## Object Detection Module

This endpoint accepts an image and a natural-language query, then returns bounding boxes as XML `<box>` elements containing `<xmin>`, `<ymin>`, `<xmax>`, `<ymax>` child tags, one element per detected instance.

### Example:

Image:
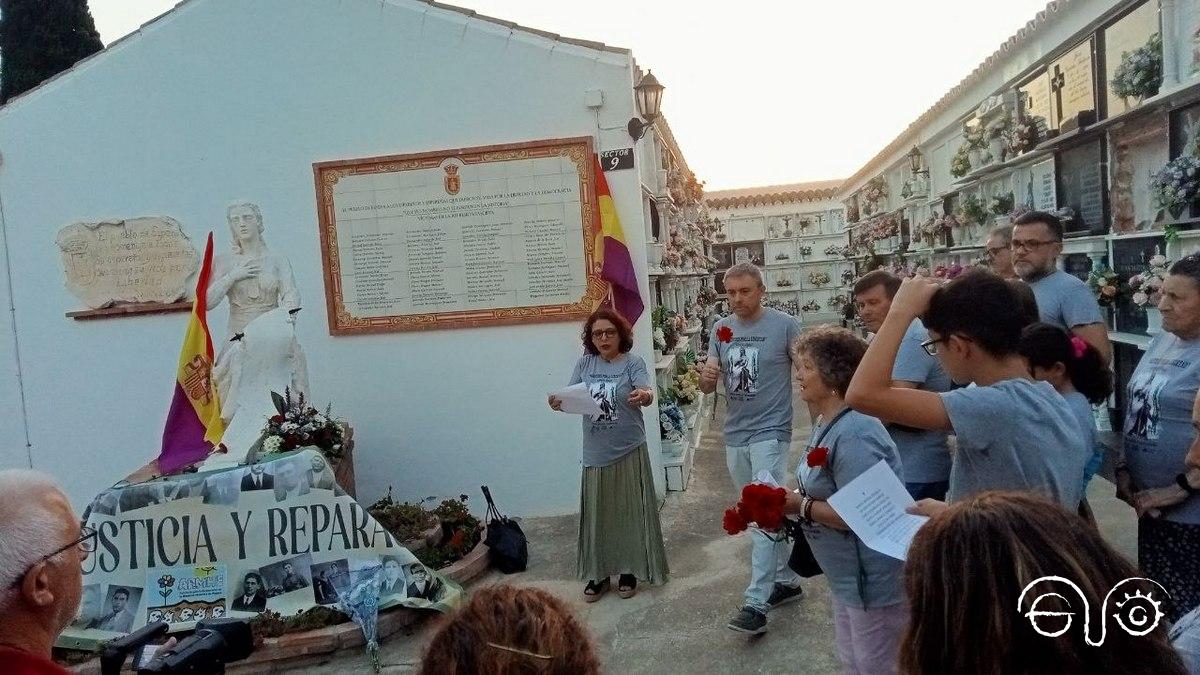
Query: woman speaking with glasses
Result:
<box><xmin>548</xmin><ymin>308</ymin><xmax>668</xmax><ymax>602</ymax></box>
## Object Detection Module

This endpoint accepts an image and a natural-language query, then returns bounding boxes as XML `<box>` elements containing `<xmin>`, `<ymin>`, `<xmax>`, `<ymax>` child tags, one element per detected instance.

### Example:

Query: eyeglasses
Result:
<box><xmin>1010</xmin><ymin>239</ymin><xmax>1060</xmax><ymax>252</ymax></box>
<box><xmin>590</xmin><ymin>329</ymin><xmax>618</xmax><ymax>339</ymax></box>
<box><xmin>7</xmin><ymin>525</ymin><xmax>97</xmax><ymax>589</ymax></box>
<box><xmin>920</xmin><ymin>338</ymin><xmax>946</xmax><ymax>356</ymax></box>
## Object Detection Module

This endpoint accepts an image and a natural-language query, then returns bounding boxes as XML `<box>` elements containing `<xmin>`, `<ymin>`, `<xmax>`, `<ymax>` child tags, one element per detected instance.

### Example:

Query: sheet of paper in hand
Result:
<box><xmin>60</xmin><ymin>448</ymin><xmax>460</xmax><ymax>646</ymax></box>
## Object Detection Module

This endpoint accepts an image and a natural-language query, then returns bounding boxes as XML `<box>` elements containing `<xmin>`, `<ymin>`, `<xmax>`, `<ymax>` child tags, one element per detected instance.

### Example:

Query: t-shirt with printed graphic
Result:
<box><xmin>797</xmin><ymin>410</ymin><xmax>905</xmax><ymax>609</ymax></box>
<box><xmin>569</xmin><ymin>353</ymin><xmax>653</xmax><ymax>468</ymax></box>
<box><xmin>1029</xmin><ymin>269</ymin><xmax>1104</xmax><ymax>329</ymax></box>
<box><xmin>708</xmin><ymin>308</ymin><xmax>802</xmax><ymax>446</ymax></box>
<box><xmin>888</xmin><ymin>318</ymin><xmax>953</xmax><ymax>483</ymax></box>
<box><xmin>940</xmin><ymin>379</ymin><xmax>1089</xmax><ymax>508</ymax></box>
<box><xmin>1124</xmin><ymin>332</ymin><xmax>1200</xmax><ymax>524</ymax></box>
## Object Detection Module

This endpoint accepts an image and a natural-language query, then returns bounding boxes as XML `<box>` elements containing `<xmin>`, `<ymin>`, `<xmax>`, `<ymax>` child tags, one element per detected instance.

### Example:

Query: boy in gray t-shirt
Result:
<box><xmin>891</xmin><ymin>319</ymin><xmax>954</xmax><ymax>499</ymax></box>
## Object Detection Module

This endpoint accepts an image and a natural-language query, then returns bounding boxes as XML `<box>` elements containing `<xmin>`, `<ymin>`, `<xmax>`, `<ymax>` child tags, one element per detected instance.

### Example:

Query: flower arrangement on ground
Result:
<box><xmin>809</xmin><ymin>271</ymin><xmax>831</xmax><ymax>286</ymax></box>
<box><xmin>1086</xmin><ymin>265</ymin><xmax>1122</xmax><ymax>307</ymax></box>
<box><xmin>1111</xmin><ymin>33</ymin><xmax>1163</xmax><ymax>102</ymax></box>
<box><xmin>1151</xmin><ymin>154</ymin><xmax>1200</xmax><ymax>219</ymax></box>
<box><xmin>260</xmin><ymin>389</ymin><xmax>345</xmax><ymax>459</ymax></box>
<box><xmin>801</xmin><ymin>299</ymin><xmax>823</xmax><ymax>313</ymax></box>
<box><xmin>1129</xmin><ymin>255</ymin><xmax>1170</xmax><ymax>308</ymax></box>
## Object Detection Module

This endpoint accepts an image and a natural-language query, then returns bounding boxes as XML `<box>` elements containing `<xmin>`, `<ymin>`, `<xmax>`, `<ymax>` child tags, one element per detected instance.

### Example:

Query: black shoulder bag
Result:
<box><xmin>786</xmin><ymin>407</ymin><xmax>852</xmax><ymax>578</ymax></box>
<box><xmin>481</xmin><ymin>485</ymin><xmax>528</xmax><ymax>574</ymax></box>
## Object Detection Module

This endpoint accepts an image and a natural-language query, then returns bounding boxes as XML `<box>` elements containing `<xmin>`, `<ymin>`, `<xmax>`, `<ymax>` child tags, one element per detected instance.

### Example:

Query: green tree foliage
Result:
<box><xmin>1</xmin><ymin>0</ymin><xmax>104</xmax><ymax>104</ymax></box>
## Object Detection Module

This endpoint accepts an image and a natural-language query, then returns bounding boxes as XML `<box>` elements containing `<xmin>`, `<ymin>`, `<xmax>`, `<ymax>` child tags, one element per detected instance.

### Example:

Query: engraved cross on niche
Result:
<box><xmin>1050</xmin><ymin>65</ymin><xmax>1066</xmax><ymax>127</ymax></box>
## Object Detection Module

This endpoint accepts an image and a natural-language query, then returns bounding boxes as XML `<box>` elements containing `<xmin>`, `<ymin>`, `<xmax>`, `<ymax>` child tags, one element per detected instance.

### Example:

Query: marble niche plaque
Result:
<box><xmin>56</xmin><ymin>217</ymin><xmax>200</xmax><ymax>310</ymax></box>
<box><xmin>314</xmin><ymin>137</ymin><xmax>605</xmax><ymax>334</ymax></box>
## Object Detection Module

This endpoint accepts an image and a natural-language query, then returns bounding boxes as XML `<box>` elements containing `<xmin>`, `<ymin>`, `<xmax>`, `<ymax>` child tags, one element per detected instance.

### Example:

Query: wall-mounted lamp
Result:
<box><xmin>907</xmin><ymin>146</ymin><xmax>927</xmax><ymax>175</ymax></box>
<box><xmin>627</xmin><ymin>70</ymin><xmax>665</xmax><ymax>141</ymax></box>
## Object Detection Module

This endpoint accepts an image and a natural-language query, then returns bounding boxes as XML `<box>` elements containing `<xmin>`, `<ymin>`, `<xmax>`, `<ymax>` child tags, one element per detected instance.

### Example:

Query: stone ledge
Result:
<box><xmin>66</xmin><ymin>301</ymin><xmax>192</xmax><ymax>320</ymax></box>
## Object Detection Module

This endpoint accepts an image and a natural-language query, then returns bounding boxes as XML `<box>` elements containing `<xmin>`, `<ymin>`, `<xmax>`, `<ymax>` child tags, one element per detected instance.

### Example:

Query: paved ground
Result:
<box><xmin>306</xmin><ymin>388</ymin><xmax>1138</xmax><ymax>674</ymax></box>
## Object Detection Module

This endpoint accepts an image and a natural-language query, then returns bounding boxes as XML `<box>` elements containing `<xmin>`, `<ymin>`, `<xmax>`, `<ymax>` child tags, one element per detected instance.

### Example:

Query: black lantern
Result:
<box><xmin>628</xmin><ymin>70</ymin><xmax>665</xmax><ymax>141</ymax></box>
<box><xmin>907</xmin><ymin>146</ymin><xmax>924</xmax><ymax>174</ymax></box>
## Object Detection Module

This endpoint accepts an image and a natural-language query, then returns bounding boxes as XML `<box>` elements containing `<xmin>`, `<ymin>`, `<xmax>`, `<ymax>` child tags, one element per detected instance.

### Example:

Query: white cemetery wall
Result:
<box><xmin>0</xmin><ymin>0</ymin><xmax>659</xmax><ymax>515</ymax></box>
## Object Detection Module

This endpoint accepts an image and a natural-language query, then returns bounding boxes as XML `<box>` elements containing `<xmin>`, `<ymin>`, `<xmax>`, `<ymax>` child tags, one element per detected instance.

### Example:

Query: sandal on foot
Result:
<box><xmin>617</xmin><ymin>574</ymin><xmax>638</xmax><ymax>599</ymax></box>
<box><xmin>583</xmin><ymin>578</ymin><xmax>610</xmax><ymax>602</ymax></box>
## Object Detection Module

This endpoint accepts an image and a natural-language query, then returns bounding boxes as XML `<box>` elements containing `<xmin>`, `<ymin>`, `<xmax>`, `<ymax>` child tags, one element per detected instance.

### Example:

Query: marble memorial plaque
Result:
<box><xmin>56</xmin><ymin>217</ymin><xmax>199</xmax><ymax>309</ymax></box>
<box><xmin>314</xmin><ymin>137</ymin><xmax>603</xmax><ymax>334</ymax></box>
<box><xmin>1050</xmin><ymin>40</ymin><xmax>1096</xmax><ymax>130</ymax></box>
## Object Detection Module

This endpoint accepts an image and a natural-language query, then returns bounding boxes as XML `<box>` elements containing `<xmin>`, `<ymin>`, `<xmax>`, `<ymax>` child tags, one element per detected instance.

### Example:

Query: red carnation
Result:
<box><xmin>723</xmin><ymin>507</ymin><xmax>748</xmax><ymax>535</ymax></box>
<box><xmin>270</xmin><ymin>414</ymin><xmax>285</xmax><ymax>424</ymax></box>
<box><xmin>807</xmin><ymin>446</ymin><xmax>830</xmax><ymax>468</ymax></box>
<box><xmin>716</xmin><ymin>325</ymin><xmax>734</xmax><ymax>343</ymax></box>
<box><xmin>739</xmin><ymin>483</ymin><xmax>788</xmax><ymax>531</ymax></box>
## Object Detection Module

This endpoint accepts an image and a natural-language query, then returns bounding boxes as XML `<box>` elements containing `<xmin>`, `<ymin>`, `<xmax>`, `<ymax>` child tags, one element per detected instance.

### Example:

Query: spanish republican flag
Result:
<box><xmin>157</xmin><ymin>232</ymin><xmax>224</xmax><ymax>474</ymax></box>
<box><xmin>593</xmin><ymin>155</ymin><xmax>644</xmax><ymax>325</ymax></box>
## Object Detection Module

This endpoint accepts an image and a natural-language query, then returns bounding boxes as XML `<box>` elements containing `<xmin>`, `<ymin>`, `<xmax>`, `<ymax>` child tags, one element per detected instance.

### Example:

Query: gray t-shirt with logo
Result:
<box><xmin>569</xmin><ymin>353</ymin><xmax>652</xmax><ymax>468</ymax></box>
<box><xmin>1124</xmin><ymin>332</ymin><xmax>1200</xmax><ymax>524</ymax></box>
<box><xmin>941</xmin><ymin>379</ymin><xmax>1088</xmax><ymax>508</ymax></box>
<box><xmin>1029</xmin><ymin>269</ymin><xmax>1104</xmax><ymax>329</ymax></box>
<box><xmin>889</xmin><ymin>319</ymin><xmax>953</xmax><ymax>483</ymax></box>
<box><xmin>797</xmin><ymin>410</ymin><xmax>905</xmax><ymax>609</ymax></box>
<box><xmin>708</xmin><ymin>308</ymin><xmax>802</xmax><ymax>446</ymax></box>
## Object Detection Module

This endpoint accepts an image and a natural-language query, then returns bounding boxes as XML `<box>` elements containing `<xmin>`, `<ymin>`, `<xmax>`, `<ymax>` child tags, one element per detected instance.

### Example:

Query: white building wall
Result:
<box><xmin>0</xmin><ymin>0</ymin><xmax>658</xmax><ymax>515</ymax></box>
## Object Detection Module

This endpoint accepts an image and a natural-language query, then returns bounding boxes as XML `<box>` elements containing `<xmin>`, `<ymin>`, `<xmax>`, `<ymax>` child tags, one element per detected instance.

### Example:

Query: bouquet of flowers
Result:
<box><xmin>862</xmin><ymin>177</ymin><xmax>889</xmax><ymax>215</ymax></box>
<box><xmin>652</xmin><ymin>305</ymin><xmax>680</xmax><ymax>352</ymax></box>
<box><xmin>950</xmin><ymin>144</ymin><xmax>972</xmax><ymax>178</ymax></box>
<box><xmin>809</xmin><ymin>271</ymin><xmax>831</xmax><ymax>286</ymax></box>
<box><xmin>1008</xmin><ymin>116</ymin><xmax>1039</xmax><ymax>155</ymax></box>
<box><xmin>1086</xmin><ymin>265</ymin><xmax>1121</xmax><ymax>307</ymax></box>
<box><xmin>828</xmin><ymin>294</ymin><xmax>849</xmax><ymax>308</ymax></box>
<box><xmin>775</xmin><ymin>252</ymin><xmax>791</xmax><ymax>261</ymax></box>
<box><xmin>1151</xmin><ymin>155</ymin><xmax>1200</xmax><ymax>219</ymax></box>
<box><xmin>659</xmin><ymin>400</ymin><xmax>686</xmax><ymax>441</ymax></box>
<box><xmin>261</xmin><ymin>388</ymin><xmax>346</xmax><ymax>459</ymax></box>
<box><xmin>1129</xmin><ymin>255</ymin><xmax>1170</xmax><ymax>307</ymax></box>
<box><xmin>841</xmin><ymin>268</ymin><xmax>856</xmax><ymax>285</ymax></box>
<box><xmin>723</xmin><ymin>477</ymin><xmax>788</xmax><ymax>536</ymax></box>
<box><xmin>825</xmin><ymin>244</ymin><xmax>846</xmax><ymax>256</ymax></box>
<box><xmin>1111</xmin><ymin>33</ymin><xmax>1163</xmax><ymax>102</ymax></box>
<box><xmin>990</xmin><ymin>192</ymin><xmax>1015</xmax><ymax>217</ymax></box>
<box><xmin>801</xmin><ymin>299</ymin><xmax>823</xmax><ymax>313</ymax></box>
<box><xmin>776</xmin><ymin>277</ymin><xmax>794</xmax><ymax>287</ymax></box>
<box><xmin>958</xmin><ymin>194</ymin><xmax>988</xmax><ymax>226</ymax></box>
<box><xmin>673</xmin><ymin>367</ymin><xmax>701</xmax><ymax>406</ymax></box>
<box><xmin>798</xmin><ymin>245</ymin><xmax>813</xmax><ymax>257</ymax></box>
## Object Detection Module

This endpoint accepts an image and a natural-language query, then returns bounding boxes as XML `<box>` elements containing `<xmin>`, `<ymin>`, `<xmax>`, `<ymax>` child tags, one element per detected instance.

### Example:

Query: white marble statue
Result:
<box><xmin>207</xmin><ymin>201</ymin><xmax>310</xmax><ymax>461</ymax></box>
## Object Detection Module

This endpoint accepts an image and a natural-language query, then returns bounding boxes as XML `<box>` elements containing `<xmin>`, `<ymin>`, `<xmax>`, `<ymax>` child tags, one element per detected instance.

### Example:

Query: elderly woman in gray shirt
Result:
<box><xmin>549</xmin><ymin>308</ymin><xmax>668</xmax><ymax>601</ymax></box>
<box><xmin>787</xmin><ymin>326</ymin><xmax>906</xmax><ymax>674</ymax></box>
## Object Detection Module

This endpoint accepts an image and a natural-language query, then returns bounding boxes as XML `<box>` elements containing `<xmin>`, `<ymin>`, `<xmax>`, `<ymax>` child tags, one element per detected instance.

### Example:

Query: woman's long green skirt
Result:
<box><xmin>576</xmin><ymin>443</ymin><xmax>669</xmax><ymax>584</ymax></box>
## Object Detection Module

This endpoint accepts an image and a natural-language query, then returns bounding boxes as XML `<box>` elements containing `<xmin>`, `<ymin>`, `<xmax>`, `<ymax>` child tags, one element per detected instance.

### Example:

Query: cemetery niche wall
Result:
<box><xmin>315</xmin><ymin>137</ymin><xmax>604</xmax><ymax>334</ymax></box>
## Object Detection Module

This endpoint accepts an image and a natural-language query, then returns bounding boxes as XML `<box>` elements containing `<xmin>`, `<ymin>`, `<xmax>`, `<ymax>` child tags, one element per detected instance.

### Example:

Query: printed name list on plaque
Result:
<box><xmin>314</xmin><ymin>137</ymin><xmax>604</xmax><ymax>334</ymax></box>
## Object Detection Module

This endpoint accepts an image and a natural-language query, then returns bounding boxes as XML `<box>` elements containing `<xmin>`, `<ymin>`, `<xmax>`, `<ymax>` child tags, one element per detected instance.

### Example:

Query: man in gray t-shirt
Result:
<box><xmin>700</xmin><ymin>263</ymin><xmax>803</xmax><ymax>634</ymax></box>
<box><xmin>1012</xmin><ymin>211</ymin><xmax>1111</xmax><ymax>362</ymax></box>
<box><xmin>854</xmin><ymin>270</ymin><xmax>953</xmax><ymax>500</ymax></box>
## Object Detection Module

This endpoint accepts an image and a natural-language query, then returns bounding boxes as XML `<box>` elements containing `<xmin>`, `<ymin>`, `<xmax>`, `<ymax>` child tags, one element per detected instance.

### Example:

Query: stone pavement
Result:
<box><xmin>303</xmin><ymin>388</ymin><xmax>1138</xmax><ymax>674</ymax></box>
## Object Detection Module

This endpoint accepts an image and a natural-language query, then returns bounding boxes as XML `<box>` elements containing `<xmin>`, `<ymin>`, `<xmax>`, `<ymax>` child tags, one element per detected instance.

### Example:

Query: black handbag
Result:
<box><xmin>481</xmin><ymin>485</ymin><xmax>528</xmax><ymax>574</ymax></box>
<box><xmin>787</xmin><ymin>408</ymin><xmax>853</xmax><ymax>578</ymax></box>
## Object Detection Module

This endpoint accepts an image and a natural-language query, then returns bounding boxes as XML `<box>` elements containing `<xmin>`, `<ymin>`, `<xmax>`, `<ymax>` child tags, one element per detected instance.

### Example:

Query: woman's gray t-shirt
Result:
<box><xmin>569</xmin><ymin>353</ymin><xmax>652</xmax><ymax>468</ymax></box>
<box><xmin>1124</xmin><ymin>332</ymin><xmax>1200</xmax><ymax>524</ymax></box>
<box><xmin>940</xmin><ymin>379</ymin><xmax>1088</xmax><ymax>508</ymax></box>
<box><xmin>797</xmin><ymin>409</ymin><xmax>905</xmax><ymax>609</ymax></box>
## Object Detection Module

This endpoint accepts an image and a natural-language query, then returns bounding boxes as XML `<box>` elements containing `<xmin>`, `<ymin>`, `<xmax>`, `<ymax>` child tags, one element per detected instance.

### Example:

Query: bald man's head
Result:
<box><xmin>0</xmin><ymin>470</ymin><xmax>84</xmax><ymax>652</ymax></box>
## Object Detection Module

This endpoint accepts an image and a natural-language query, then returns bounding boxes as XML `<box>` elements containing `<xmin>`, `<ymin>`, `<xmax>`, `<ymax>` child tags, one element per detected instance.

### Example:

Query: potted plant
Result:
<box><xmin>1151</xmin><ymin>154</ymin><xmax>1200</xmax><ymax>219</ymax></box>
<box><xmin>1111</xmin><ymin>33</ymin><xmax>1163</xmax><ymax>105</ymax></box>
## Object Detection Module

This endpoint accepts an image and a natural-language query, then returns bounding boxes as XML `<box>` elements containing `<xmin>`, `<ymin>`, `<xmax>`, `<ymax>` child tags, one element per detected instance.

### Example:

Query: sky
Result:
<box><xmin>88</xmin><ymin>0</ymin><xmax>1056</xmax><ymax>190</ymax></box>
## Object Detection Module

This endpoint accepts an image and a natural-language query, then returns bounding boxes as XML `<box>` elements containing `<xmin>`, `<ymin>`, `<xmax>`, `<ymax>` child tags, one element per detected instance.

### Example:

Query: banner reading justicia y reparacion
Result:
<box><xmin>59</xmin><ymin>448</ymin><xmax>460</xmax><ymax>642</ymax></box>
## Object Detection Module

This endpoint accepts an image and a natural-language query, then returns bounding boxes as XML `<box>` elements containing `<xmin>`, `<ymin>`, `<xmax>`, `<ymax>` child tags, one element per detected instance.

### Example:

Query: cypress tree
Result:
<box><xmin>0</xmin><ymin>0</ymin><xmax>104</xmax><ymax>104</ymax></box>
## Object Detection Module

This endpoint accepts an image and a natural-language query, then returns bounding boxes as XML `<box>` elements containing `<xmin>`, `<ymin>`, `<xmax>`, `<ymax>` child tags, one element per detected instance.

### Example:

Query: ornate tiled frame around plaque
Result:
<box><xmin>313</xmin><ymin>137</ymin><xmax>606</xmax><ymax>335</ymax></box>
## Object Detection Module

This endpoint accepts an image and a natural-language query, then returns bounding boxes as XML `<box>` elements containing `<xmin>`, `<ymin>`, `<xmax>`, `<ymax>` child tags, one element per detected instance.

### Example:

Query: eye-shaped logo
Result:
<box><xmin>1018</xmin><ymin>576</ymin><xmax>1168</xmax><ymax>646</ymax></box>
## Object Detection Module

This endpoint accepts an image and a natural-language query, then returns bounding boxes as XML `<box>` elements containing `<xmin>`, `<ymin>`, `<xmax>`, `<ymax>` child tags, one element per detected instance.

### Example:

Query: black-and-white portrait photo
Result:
<box><xmin>230</xmin><ymin>572</ymin><xmax>267</xmax><ymax>612</ymax></box>
<box><xmin>240</xmin><ymin>463</ymin><xmax>274</xmax><ymax>492</ymax></box>
<box><xmin>311</xmin><ymin>559</ymin><xmax>349</xmax><ymax>606</ymax></box>
<box><xmin>86</xmin><ymin>585</ymin><xmax>142</xmax><ymax>633</ymax></box>
<box><xmin>272</xmin><ymin>458</ymin><xmax>311</xmax><ymax>502</ymax></box>
<box><xmin>260</xmin><ymin>553</ymin><xmax>314</xmax><ymax>596</ymax></box>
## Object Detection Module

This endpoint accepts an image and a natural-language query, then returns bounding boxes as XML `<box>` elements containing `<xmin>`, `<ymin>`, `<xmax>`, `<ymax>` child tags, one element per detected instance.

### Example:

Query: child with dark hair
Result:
<box><xmin>1019</xmin><ymin>322</ymin><xmax>1113</xmax><ymax>492</ymax></box>
<box><xmin>846</xmin><ymin>270</ymin><xmax>1089</xmax><ymax>517</ymax></box>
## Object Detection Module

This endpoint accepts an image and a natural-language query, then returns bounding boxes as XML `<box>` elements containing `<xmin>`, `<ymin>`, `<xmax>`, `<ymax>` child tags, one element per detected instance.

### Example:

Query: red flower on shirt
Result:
<box><xmin>716</xmin><ymin>326</ymin><xmax>734</xmax><ymax>343</ymax></box>
<box><xmin>807</xmin><ymin>446</ymin><xmax>830</xmax><ymax>468</ymax></box>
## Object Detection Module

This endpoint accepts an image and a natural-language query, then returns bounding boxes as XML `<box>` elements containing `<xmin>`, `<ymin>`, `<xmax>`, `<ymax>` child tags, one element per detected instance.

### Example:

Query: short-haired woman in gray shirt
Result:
<box><xmin>549</xmin><ymin>308</ymin><xmax>668</xmax><ymax>601</ymax></box>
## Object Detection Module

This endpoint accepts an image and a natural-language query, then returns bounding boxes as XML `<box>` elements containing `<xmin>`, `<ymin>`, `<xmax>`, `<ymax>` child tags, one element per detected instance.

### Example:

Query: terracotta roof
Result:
<box><xmin>0</xmin><ymin>0</ymin><xmax>629</xmax><ymax>113</ymax></box>
<box><xmin>839</xmin><ymin>0</ymin><xmax>1076</xmax><ymax>194</ymax></box>
<box><xmin>705</xmin><ymin>180</ymin><xmax>844</xmax><ymax>209</ymax></box>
